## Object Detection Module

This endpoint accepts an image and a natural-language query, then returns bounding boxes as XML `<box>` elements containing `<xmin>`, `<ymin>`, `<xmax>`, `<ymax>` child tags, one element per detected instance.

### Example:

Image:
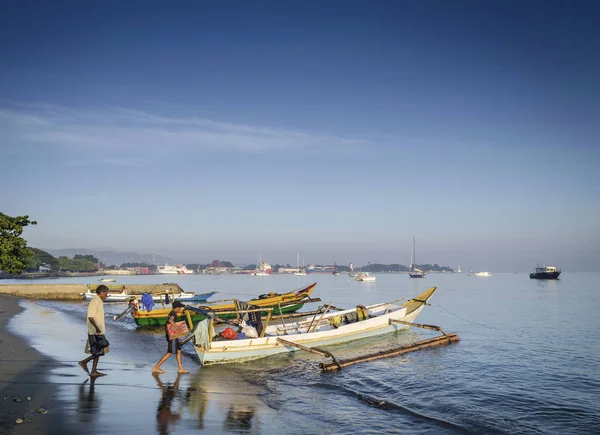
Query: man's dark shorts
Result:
<box><xmin>167</xmin><ymin>338</ymin><xmax>181</xmax><ymax>354</ymax></box>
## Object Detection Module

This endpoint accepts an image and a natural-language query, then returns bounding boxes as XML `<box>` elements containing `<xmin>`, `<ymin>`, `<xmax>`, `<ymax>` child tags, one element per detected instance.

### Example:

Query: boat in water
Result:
<box><xmin>409</xmin><ymin>235</ymin><xmax>426</xmax><ymax>278</ymax></box>
<box><xmin>132</xmin><ymin>282</ymin><xmax>317</xmax><ymax>327</ymax></box>
<box><xmin>83</xmin><ymin>286</ymin><xmax>217</xmax><ymax>303</ymax></box>
<box><xmin>99</xmin><ymin>278</ymin><xmax>116</xmax><ymax>282</ymax></box>
<box><xmin>332</xmin><ymin>260</ymin><xmax>340</xmax><ymax>276</ymax></box>
<box><xmin>157</xmin><ymin>264</ymin><xmax>194</xmax><ymax>274</ymax></box>
<box><xmin>192</xmin><ymin>286</ymin><xmax>437</xmax><ymax>365</ymax></box>
<box><xmin>530</xmin><ymin>265</ymin><xmax>561</xmax><ymax>280</ymax></box>
<box><xmin>251</xmin><ymin>255</ymin><xmax>273</xmax><ymax>276</ymax></box>
<box><xmin>474</xmin><ymin>271</ymin><xmax>492</xmax><ymax>277</ymax></box>
<box><xmin>355</xmin><ymin>272</ymin><xmax>376</xmax><ymax>282</ymax></box>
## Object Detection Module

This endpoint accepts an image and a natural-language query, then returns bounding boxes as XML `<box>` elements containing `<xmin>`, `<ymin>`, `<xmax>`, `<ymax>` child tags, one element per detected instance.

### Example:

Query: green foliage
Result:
<box><xmin>29</xmin><ymin>248</ymin><xmax>60</xmax><ymax>273</ymax></box>
<box><xmin>0</xmin><ymin>212</ymin><xmax>37</xmax><ymax>274</ymax></box>
<box><xmin>74</xmin><ymin>254</ymin><xmax>99</xmax><ymax>264</ymax></box>
<box><xmin>58</xmin><ymin>256</ymin><xmax>98</xmax><ymax>273</ymax></box>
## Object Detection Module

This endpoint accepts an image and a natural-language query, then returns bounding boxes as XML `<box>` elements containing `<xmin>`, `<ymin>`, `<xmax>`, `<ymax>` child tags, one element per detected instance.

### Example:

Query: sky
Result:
<box><xmin>1</xmin><ymin>0</ymin><xmax>599</xmax><ymax>271</ymax></box>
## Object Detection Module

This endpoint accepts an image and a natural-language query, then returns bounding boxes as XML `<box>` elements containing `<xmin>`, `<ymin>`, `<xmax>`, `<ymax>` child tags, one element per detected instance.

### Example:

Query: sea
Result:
<box><xmin>5</xmin><ymin>272</ymin><xmax>600</xmax><ymax>434</ymax></box>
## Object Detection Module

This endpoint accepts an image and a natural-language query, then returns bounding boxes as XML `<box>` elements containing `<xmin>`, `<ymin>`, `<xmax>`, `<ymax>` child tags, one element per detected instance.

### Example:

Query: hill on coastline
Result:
<box><xmin>42</xmin><ymin>248</ymin><xmax>176</xmax><ymax>268</ymax></box>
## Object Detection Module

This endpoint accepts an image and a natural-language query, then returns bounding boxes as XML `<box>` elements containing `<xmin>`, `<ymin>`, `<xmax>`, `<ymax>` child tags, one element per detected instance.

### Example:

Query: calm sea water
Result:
<box><xmin>6</xmin><ymin>273</ymin><xmax>600</xmax><ymax>434</ymax></box>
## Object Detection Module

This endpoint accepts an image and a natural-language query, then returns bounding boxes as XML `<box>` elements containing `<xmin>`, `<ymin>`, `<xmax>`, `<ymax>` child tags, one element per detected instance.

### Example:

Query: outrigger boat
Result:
<box><xmin>132</xmin><ymin>282</ymin><xmax>317</xmax><ymax>327</ymax></box>
<box><xmin>192</xmin><ymin>286</ymin><xmax>438</xmax><ymax>366</ymax></box>
<box><xmin>83</xmin><ymin>284</ymin><xmax>217</xmax><ymax>303</ymax></box>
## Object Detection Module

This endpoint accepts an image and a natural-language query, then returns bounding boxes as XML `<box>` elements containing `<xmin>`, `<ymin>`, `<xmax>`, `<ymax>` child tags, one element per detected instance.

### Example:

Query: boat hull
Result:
<box><xmin>133</xmin><ymin>302</ymin><xmax>306</xmax><ymax>327</ymax></box>
<box><xmin>196</xmin><ymin>287</ymin><xmax>436</xmax><ymax>365</ymax></box>
<box><xmin>84</xmin><ymin>291</ymin><xmax>216</xmax><ymax>303</ymax></box>
<box><xmin>530</xmin><ymin>271</ymin><xmax>561</xmax><ymax>279</ymax></box>
<box><xmin>408</xmin><ymin>273</ymin><xmax>425</xmax><ymax>278</ymax></box>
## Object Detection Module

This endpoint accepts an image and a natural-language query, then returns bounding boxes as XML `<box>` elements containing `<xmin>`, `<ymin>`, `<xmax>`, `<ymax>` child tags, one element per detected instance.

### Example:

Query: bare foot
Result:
<box><xmin>90</xmin><ymin>371</ymin><xmax>106</xmax><ymax>377</ymax></box>
<box><xmin>178</xmin><ymin>369</ymin><xmax>190</xmax><ymax>374</ymax></box>
<box><xmin>78</xmin><ymin>361</ymin><xmax>89</xmax><ymax>374</ymax></box>
<box><xmin>152</xmin><ymin>368</ymin><xmax>165</xmax><ymax>374</ymax></box>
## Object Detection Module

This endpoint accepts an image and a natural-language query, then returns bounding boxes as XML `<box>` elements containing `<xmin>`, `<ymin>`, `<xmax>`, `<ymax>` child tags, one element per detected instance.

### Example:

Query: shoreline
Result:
<box><xmin>0</xmin><ymin>296</ymin><xmax>77</xmax><ymax>435</ymax></box>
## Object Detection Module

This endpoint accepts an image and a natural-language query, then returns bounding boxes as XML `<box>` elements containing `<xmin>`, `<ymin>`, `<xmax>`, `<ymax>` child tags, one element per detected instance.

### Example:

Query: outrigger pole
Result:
<box><xmin>319</xmin><ymin>321</ymin><xmax>459</xmax><ymax>371</ymax></box>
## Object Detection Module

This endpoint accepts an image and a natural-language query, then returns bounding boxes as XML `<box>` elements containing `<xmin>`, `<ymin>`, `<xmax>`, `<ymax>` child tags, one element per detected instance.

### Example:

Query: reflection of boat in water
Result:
<box><xmin>355</xmin><ymin>272</ymin><xmax>376</xmax><ymax>282</ymax></box>
<box><xmin>132</xmin><ymin>282</ymin><xmax>317</xmax><ymax>327</ymax></box>
<box><xmin>530</xmin><ymin>265</ymin><xmax>561</xmax><ymax>280</ymax></box>
<box><xmin>474</xmin><ymin>271</ymin><xmax>492</xmax><ymax>277</ymax></box>
<box><xmin>193</xmin><ymin>287</ymin><xmax>437</xmax><ymax>365</ymax></box>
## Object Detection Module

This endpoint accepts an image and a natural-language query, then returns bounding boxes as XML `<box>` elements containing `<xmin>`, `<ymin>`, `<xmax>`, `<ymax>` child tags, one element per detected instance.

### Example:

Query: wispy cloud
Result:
<box><xmin>0</xmin><ymin>102</ymin><xmax>372</xmax><ymax>164</ymax></box>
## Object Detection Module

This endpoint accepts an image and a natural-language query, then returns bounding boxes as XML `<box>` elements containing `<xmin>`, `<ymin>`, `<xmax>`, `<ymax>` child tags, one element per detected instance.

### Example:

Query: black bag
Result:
<box><xmin>95</xmin><ymin>334</ymin><xmax>110</xmax><ymax>350</ymax></box>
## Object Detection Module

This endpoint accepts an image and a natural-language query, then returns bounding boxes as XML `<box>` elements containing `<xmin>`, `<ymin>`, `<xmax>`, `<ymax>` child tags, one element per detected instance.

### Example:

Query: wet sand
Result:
<box><xmin>0</xmin><ymin>296</ymin><xmax>76</xmax><ymax>435</ymax></box>
<box><xmin>0</xmin><ymin>297</ymin><xmax>286</xmax><ymax>435</ymax></box>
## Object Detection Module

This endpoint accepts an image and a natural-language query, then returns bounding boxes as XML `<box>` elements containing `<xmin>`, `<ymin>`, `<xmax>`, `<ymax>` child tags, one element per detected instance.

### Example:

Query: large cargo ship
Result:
<box><xmin>157</xmin><ymin>264</ymin><xmax>194</xmax><ymax>274</ymax></box>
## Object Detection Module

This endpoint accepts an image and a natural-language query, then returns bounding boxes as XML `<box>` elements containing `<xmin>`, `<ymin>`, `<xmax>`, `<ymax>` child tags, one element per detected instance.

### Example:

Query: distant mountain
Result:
<box><xmin>42</xmin><ymin>248</ymin><xmax>177</xmax><ymax>267</ymax></box>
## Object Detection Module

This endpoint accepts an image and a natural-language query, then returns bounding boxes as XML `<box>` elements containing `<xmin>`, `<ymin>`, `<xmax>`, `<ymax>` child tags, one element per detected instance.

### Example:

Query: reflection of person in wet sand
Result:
<box><xmin>153</xmin><ymin>373</ymin><xmax>182</xmax><ymax>435</ymax></box>
<box><xmin>77</xmin><ymin>376</ymin><xmax>99</xmax><ymax>424</ymax></box>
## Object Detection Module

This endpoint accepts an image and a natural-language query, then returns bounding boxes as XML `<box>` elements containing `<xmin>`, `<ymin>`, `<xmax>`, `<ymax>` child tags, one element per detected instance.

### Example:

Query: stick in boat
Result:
<box><xmin>307</xmin><ymin>302</ymin><xmax>333</xmax><ymax>333</ymax></box>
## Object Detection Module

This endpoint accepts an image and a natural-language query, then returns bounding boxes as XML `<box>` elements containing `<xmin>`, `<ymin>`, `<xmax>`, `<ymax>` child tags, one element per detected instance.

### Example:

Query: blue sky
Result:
<box><xmin>1</xmin><ymin>1</ymin><xmax>599</xmax><ymax>271</ymax></box>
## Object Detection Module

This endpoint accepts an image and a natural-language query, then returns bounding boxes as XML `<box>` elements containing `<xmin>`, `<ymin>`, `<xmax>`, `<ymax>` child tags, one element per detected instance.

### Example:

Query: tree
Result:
<box><xmin>0</xmin><ymin>212</ymin><xmax>37</xmax><ymax>274</ymax></box>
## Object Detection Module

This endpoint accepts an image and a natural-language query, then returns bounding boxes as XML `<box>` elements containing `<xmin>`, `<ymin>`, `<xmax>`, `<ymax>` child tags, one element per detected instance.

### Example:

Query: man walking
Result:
<box><xmin>79</xmin><ymin>285</ymin><xmax>110</xmax><ymax>377</ymax></box>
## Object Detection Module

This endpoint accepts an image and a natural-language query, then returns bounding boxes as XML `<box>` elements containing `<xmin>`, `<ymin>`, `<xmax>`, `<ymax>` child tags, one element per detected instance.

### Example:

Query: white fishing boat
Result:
<box><xmin>193</xmin><ymin>287</ymin><xmax>437</xmax><ymax>365</ymax></box>
<box><xmin>456</xmin><ymin>265</ymin><xmax>462</xmax><ymax>273</ymax></box>
<box><xmin>474</xmin><ymin>271</ymin><xmax>492</xmax><ymax>277</ymax></box>
<box><xmin>99</xmin><ymin>278</ymin><xmax>116</xmax><ymax>282</ymax></box>
<box><xmin>157</xmin><ymin>264</ymin><xmax>194</xmax><ymax>274</ymax></box>
<box><xmin>355</xmin><ymin>272</ymin><xmax>376</xmax><ymax>282</ymax></box>
<box><xmin>83</xmin><ymin>289</ymin><xmax>217</xmax><ymax>302</ymax></box>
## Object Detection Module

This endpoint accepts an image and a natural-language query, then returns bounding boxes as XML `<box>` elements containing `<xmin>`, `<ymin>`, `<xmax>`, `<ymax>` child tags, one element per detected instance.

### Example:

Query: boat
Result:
<box><xmin>332</xmin><ymin>260</ymin><xmax>340</xmax><ymax>276</ymax></box>
<box><xmin>157</xmin><ymin>264</ymin><xmax>194</xmax><ymax>274</ymax></box>
<box><xmin>355</xmin><ymin>272</ymin><xmax>376</xmax><ymax>282</ymax></box>
<box><xmin>83</xmin><ymin>287</ymin><xmax>217</xmax><ymax>303</ymax></box>
<box><xmin>99</xmin><ymin>278</ymin><xmax>116</xmax><ymax>282</ymax></box>
<box><xmin>474</xmin><ymin>271</ymin><xmax>492</xmax><ymax>277</ymax></box>
<box><xmin>294</xmin><ymin>252</ymin><xmax>307</xmax><ymax>276</ymax></box>
<box><xmin>530</xmin><ymin>265</ymin><xmax>561</xmax><ymax>280</ymax></box>
<box><xmin>456</xmin><ymin>265</ymin><xmax>462</xmax><ymax>273</ymax></box>
<box><xmin>251</xmin><ymin>255</ymin><xmax>273</xmax><ymax>276</ymax></box>
<box><xmin>408</xmin><ymin>235</ymin><xmax>426</xmax><ymax>278</ymax></box>
<box><xmin>132</xmin><ymin>282</ymin><xmax>317</xmax><ymax>327</ymax></box>
<box><xmin>193</xmin><ymin>286</ymin><xmax>437</xmax><ymax>365</ymax></box>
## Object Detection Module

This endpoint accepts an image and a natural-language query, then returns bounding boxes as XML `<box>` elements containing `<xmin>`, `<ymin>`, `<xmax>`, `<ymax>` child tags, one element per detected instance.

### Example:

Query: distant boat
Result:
<box><xmin>332</xmin><ymin>260</ymin><xmax>340</xmax><ymax>276</ymax></box>
<box><xmin>294</xmin><ymin>252</ymin><xmax>306</xmax><ymax>275</ymax></box>
<box><xmin>157</xmin><ymin>264</ymin><xmax>194</xmax><ymax>275</ymax></box>
<box><xmin>530</xmin><ymin>265</ymin><xmax>561</xmax><ymax>280</ymax></box>
<box><xmin>252</xmin><ymin>254</ymin><xmax>273</xmax><ymax>276</ymax></box>
<box><xmin>456</xmin><ymin>265</ymin><xmax>462</xmax><ymax>273</ymax></box>
<box><xmin>100</xmin><ymin>278</ymin><xmax>116</xmax><ymax>282</ymax></box>
<box><xmin>474</xmin><ymin>271</ymin><xmax>492</xmax><ymax>277</ymax></box>
<box><xmin>355</xmin><ymin>272</ymin><xmax>376</xmax><ymax>282</ymax></box>
<box><xmin>409</xmin><ymin>235</ymin><xmax>426</xmax><ymax>278</ymax></box>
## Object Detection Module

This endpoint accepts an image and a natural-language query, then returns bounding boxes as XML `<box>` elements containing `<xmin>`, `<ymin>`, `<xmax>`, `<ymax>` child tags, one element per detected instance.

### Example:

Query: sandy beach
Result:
<box><xmin>0</xmin><ymin>296</ymin><xmax>76</xmax><ymax>435</ymax></box>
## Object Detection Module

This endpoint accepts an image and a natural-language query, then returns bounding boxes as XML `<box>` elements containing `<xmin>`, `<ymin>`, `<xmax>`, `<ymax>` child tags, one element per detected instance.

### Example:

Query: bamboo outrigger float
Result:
<box><xmin>193</xmin><ymin>286</ymin><xmax>456</xmax><ymax>366</ymax></box>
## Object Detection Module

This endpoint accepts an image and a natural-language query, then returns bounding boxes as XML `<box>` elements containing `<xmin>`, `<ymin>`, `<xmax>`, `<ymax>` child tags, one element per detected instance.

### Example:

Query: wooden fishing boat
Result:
<box><xmin>83</xmin><ymin>289</ymin><xmax>217</xmax><ymax>303</ymax></box>
<box><xmin>193</xmin><ymin>286</ymin><xmax>437</xmax><ymax>365</ymax></box>
<box><xmin>132</xmin><ymin>282</ymin><xmax>317</xmax><ymax>327</ymax></box>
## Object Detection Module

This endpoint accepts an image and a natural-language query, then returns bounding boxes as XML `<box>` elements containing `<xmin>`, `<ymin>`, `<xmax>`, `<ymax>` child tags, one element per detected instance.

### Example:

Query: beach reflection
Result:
<box><xmin>186</xmin><ymin>366</ymin><xmax>262</xmax><ymax>433</ymax></box>
<box><xmin>77</xmin><ymin>377</ymin><xmax>99</xmax><ymax>423</ymax></box>
<box><xmin>153</xmin><ymin>373</ymin><xmax>183</xmax><ymax>435</ymax></box>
